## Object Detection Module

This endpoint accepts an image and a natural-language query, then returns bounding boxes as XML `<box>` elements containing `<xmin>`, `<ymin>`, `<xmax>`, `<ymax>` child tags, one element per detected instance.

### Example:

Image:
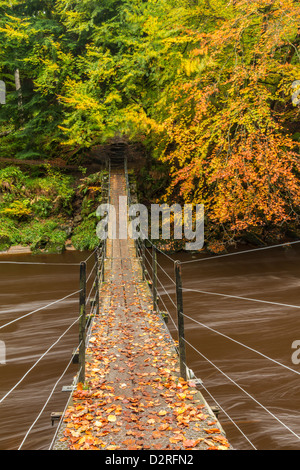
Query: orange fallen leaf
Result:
<box><xmin>122</xmin><ymin>439</ymin><xmax>135</xmax><ymax>446</ymax></box>
<box><xmin>159</xmin><ymin>423</ymin><xmax>170</xmax><ymax>431</ymax></box>
<box><xmin>94</xmin><ymin>421</ymin><xmax>104</xmax><ymax>428</ymax></box>
<box><xmin>147</xmin><ymin>418</ymin><xmax>156</xmax><ymax>425</ymax></box>
<box><xmin>182</xmin><ymin>439</ymin><xmax>198</xmax><ymax>448</ymax></box>
<box><xmin>204</xmin><ymin>428</ymin><xmax>221</xmax><ymax>434</ymax></box>
<box><xmin>169</xmin><ymin>435</ymin><xmax>184</xmax><ymax>444</ymax></box>
<box><xmin>108</xmin><ymin>415</ymin><xmax>116</xmax><ymax>422</ymax></box>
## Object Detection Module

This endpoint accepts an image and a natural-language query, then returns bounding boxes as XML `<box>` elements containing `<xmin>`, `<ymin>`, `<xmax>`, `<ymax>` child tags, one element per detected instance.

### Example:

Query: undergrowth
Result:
<box><xmin>0</xmin><ymin>165</ymin><xmax>107</xmax><ymax>253</ymax></box>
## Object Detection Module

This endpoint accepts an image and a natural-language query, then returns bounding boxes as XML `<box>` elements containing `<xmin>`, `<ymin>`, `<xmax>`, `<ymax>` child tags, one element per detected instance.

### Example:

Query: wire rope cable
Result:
<box><xmin>0</xmin><ymin>315</ymin><xmax>80</xmax><ymax>404</ymax></box>
<box><xmin>180</xmin><ymin>240</ymin><xmax>300</xmax><ymax>265</ymax></box>
<box><xmin>181</xmin><ymin>312</ymin><xmax>300</xmax><ymax>376</ymax></box>
<box><xmin>0</xmin><ymin>289</ymin><xmax>82</xmax><ymax>331</ymax></box>
<box><xmin>182</xmin><ymin>287</ymin><xmax>300</xmax><ymax>310</ymax></box>
<box><xmin>199</xmin><ymin>382</ymin><xmax>257</xmax><ymax>450</ymax></box>
<box><xmin>18</xmin><ymin>350</ymin><xmax>77</xmax><ymax>450</ymax></box>
<box><xmin>183</xmin><ymin>337</ymin><xmax>300</xmax><ymax>442</ymax></box>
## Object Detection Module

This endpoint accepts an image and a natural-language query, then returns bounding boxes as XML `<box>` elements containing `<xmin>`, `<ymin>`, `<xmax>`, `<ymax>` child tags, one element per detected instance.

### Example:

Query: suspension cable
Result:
<box><xmin>86</xmin><ymin>260</ymin><xmax>97</xmax><ymax>284</ymax></box>
<box><xmin>183</xmin><ymin>337</ymin><xmax>300</xmax><ymax>442</ymax></box>
<box><xmin>156</xmin><ymin>275</ymin><xmax>177</xmax><ymax>310</ymax></box>
<box><xmin>49</xmin><ymin>380</ymin><xmax>75</xmax><ymax>450</ymax></box>
<box><xmin>48</xmin><ymin>303</ymin><xmax>98</xmax><ymax>450</ymax></box>
<box><xmin>143</xmin><ymin>252</ymin><xmax>153</xmax><ymax>274</ymax></box>
<box><xmin>86</xmin><ymin>264</ymin><xmax>101</xmax><ymax>309</ymax></box>
<box><xmin>86</xmin><ymin>281</ymin><xmax>95</xmax><ymax>309</ymax></box>
<box><xmin>0</xmin><ymin>290</ymin><xmax>82</xmax><ymax>331</ymax></box>
<box><xmin>0</xmin><ymin>315</ymin><xmax>80</xmax><ymax>404</ymax></box>
<box><xmin>145</xmin><ymin>238</ymin><xmax>177</xmax><ymax>263</ymax></box>
<box><xmin>156</xmin><ymin>258</ymin><xmax>176</xmax><ymax>285</ymax></box>
<box><xmin>18</xmin><ymin>350</ymin><xmax>77</xmax><ymax>450</ymax></box>
<box><xmin>0</xmin><ymin>261</ymin><xmax>80</xmax><ymax>266</ymax></box>
<box><xmin>182</xmin><ymin>287</ymin><xmax>300</xmax><ymax>310</ymax></box>
<box><xmin>83</xmin><ymin>247</ymin><xmax>99</xmax><ymax>264</ymax></box>
<box><xmin>182</xmin><ymin>312</ymin><xmax>300</xmax><ymax>376</ymax></box>
<box><xmin>199</xmin><ymin>382</ymin><xmax>257</xmax><ymax>450</ymax></box>
<box><xmin>180</xmin><ymin>240</ymin><xmax>300</xmax><ymax>265</ymax></box>
<box><xmin>158</xmin><ymin>293</ymin><xmax>178</xmax><ymax>332</ymax></box>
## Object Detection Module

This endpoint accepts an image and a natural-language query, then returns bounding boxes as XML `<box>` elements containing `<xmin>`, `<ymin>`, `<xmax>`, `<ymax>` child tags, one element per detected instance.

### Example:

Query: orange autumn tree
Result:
<box><xmin>156</xmin><ymin>0</ymin><xmax>300</xmax><ymax>246</ymax></box>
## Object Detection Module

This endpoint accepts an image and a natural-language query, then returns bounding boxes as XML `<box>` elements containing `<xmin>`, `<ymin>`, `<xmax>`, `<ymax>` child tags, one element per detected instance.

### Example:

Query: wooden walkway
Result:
<box><xmin>53</xmin><ymin>169</ymin><xmax>231</xmax><ymax>450</ymax></box>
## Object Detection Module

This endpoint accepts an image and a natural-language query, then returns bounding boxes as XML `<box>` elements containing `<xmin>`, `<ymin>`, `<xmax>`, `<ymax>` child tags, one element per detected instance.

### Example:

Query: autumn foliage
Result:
<box><xmin>0</xmin><ymin>0</ymin><xmax>300</xmax><ymax>245</ymax></box>
<box><xmin>155</xmin><ymin>0</ymin><xmax>300</xmax><ymax>244</ymax></box>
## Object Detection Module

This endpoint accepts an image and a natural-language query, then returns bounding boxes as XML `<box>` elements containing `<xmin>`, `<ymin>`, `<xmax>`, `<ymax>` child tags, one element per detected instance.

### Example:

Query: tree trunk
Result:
<box><xmin>14</xmin><ymin>68</ymin><xmax>24</xmax><ymax>126</ymax></box>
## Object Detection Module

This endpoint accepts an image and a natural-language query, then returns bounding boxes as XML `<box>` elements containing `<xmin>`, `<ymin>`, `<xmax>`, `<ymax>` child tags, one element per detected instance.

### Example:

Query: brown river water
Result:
<box><xmin>0</xmin><ymin>245</ymin><xmax>300</xmax><ymax>450</ymax></box>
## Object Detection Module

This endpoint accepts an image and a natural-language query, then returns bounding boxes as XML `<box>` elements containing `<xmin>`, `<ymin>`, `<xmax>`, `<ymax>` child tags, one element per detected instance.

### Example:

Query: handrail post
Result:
<box><xmin>94</xmin><ymin>248</ymin><xmax>99</xmax><ymax>314</ymax></box>
<box><xmin>124</xmin><ymin>156</ymin><xmax>127</xmax><ymax>180</ymax></box>
<box><xmin>175</xmin><ymin>260</ymin><xmax>187</xmax><ymax>380</ymax></box>
<box><xmin>134</xmin><ymin>239</ymin><xmax>138</xmax><ymax>258</ymax></box>
<box><xmin>108</xmin><ymin>159</ymin><xmax>111</xmax><ymax>205</ymax></box>
<box><xmin>141</xmin><ymin>239</ymin><xmax>145</xmax><ymax>281</ymax></box>
<box><xmin>78</xmin><ymin>261</ymin><xmax>86</xmax><ymax>384</ymax></box>
<box><xmin>102</xmin><ymin>239</ymin><xmax>106</xmax><ymax>281</ymax></box>
<box><xmin>152</xmin><ymin>245</ymin><xmax>158</xmax><ymax>312</ymax></box>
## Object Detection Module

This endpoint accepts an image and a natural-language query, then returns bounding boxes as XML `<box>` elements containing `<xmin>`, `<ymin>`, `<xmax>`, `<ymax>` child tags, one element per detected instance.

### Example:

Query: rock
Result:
<box><xmin>30</xmin><ymin>236</ymin><xmax>50</xmax><ymax>252</ymax></box>
<box><xmin>73</xmin><ymin>215</ymin><xmax>82</xmax><ymax>225</ymax></box>
<box><xmin>59</xmin><ymin>224</ymin><xmax>73</xmax><ymax>237</ymax></box>
<box><xmin>0</xmin><ymin>235</ymin><xmax>11</xmax><ymax>252</ymax></box>
<box><xmin>45</xmin><ymin>242</ymin><xmax>66</xmax><ymax>254</ymax></box>
<box><xmin>241</xmin><ymin>232</ymin><xmax>266</xmax><ymax>246</ymax></box>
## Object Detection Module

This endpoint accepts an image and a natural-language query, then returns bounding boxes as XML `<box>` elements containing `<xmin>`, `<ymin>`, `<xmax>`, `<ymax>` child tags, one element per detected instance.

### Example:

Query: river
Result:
<box><xmin>154</xmin><ymin>243</ymin><xmax>300</xmax><ymax>451</ymax></box>
<box><xmin>0</xmin><ymin>245</ymin><xmax>299</xmax><ymax>450</ymax></box>
<box><xmin>0</xmin><ymin>250</ymin><xmax>92</xmax><ymax>450</ymax></box>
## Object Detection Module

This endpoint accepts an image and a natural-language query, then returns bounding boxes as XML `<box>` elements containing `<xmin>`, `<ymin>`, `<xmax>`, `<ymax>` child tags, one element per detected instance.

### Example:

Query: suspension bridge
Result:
<box><xmin>0</xmin><ymin>152</ymin><xmax>300</xmax><ymax>450</ymax></box>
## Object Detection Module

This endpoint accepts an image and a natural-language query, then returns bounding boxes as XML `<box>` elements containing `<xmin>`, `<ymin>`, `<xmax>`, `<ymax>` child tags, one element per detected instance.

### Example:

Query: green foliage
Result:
<box><xmin>21</xmin><ymin>219</ymin><xmax>68</xmax><ymax>253</ymax></box>
<box><xmin>25</xmin><ymin>165</ymin><xmax>75</xmax><ymax>214</ymax></box>
<box><xmin>0</xmin><ymin>165</ymin><xmax>74</xmax><ymax>252</ymax></box>
<box><xmin>0</xmin><ymin>217</ymin><xmax>19</xmax><ymax>250</ymax></box>
<box><xmin>0</xmin><ymin>199</ymin><xmax>31</xmax><ymax>219</ymax></box>
<box><xmin>31</xmin><ymin>196</ymin><xmax>53</xmax><ymax>217</ymax></box>
<box><xmin>0</xmin><ymin>164</ymin><xmax>105</xmax><ymax>252</ymax></box>
<box><xmin>0</xmin><ymin>166</ymin><xmax>26</xmax><ymax>192</ymax></box>
<box><xmin>71</xmin><ymin>218</ymin><xmax>99</xmax><ymax>251</ymax></box>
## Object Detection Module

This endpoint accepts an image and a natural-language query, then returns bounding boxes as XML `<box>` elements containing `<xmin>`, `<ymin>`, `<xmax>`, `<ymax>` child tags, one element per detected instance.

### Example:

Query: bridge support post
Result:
<box><xmin>94</xmin><ymin>248</ymin><xmax>99</xmax><ymax>314</ymax></box>
<box><xmin>141</xmin><ymin>240</ymin><xmax>146</xmax><ymax>281</ymax></box>
<box><xmin>175</xmin><ymin>260</ymin><xmax>187</xmax><ymax>380</ymax></box>
<box><xmin>102</xmin><ymin>240</ymin><xmax>106</xmax><ymax>282</ymax></box>
<box><xmin>79</xmin><ymin>261</ymin><xmax>86</xmax><ymax>384</ymax></box>
<box><xmin>152</xmin><ymin>245</ymin><xmax>158</xmax><ymax>312</ymax></box>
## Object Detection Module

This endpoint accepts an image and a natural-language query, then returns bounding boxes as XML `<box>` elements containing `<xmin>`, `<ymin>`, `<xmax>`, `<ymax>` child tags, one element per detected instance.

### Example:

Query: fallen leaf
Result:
<box><xmin>182</xmin><ymin>439</ymin><xmax>198</xmax><ymax>448</ymax></box>
<box><xmin>204</xmin><ymin>428</ymin><xmax>221</xmax><ymax>434</ymax></box>
<box><xmin>147</xmin><ymin>418</ymin><xmax>156</xmax><ymax>425</ymax></box>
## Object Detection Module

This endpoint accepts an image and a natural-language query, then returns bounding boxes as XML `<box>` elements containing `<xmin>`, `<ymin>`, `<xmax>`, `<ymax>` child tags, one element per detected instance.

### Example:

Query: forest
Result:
<box><xmin>0</xmin><ymin>0</ymin><xmax>300</xmax><ymax>252</ymax></box>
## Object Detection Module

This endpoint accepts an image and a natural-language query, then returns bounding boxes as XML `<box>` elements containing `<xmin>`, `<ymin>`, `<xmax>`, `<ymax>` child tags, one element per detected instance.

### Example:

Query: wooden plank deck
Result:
<box><xmin>53</xmin><ymin>169</ymin><xmax>231</xmax><ymax>451</ymax></box>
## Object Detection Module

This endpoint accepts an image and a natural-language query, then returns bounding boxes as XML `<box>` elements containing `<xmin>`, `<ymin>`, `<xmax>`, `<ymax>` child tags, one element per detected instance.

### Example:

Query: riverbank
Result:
<box><xmin>0</xmin><ymin>164</ymin><xmax>109</xmax><ymax>255</ymax></box>
<box><xmin>0</xmin><ymin>242</ymin><xmax>77</xmax><ymax>255</ymax></box>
